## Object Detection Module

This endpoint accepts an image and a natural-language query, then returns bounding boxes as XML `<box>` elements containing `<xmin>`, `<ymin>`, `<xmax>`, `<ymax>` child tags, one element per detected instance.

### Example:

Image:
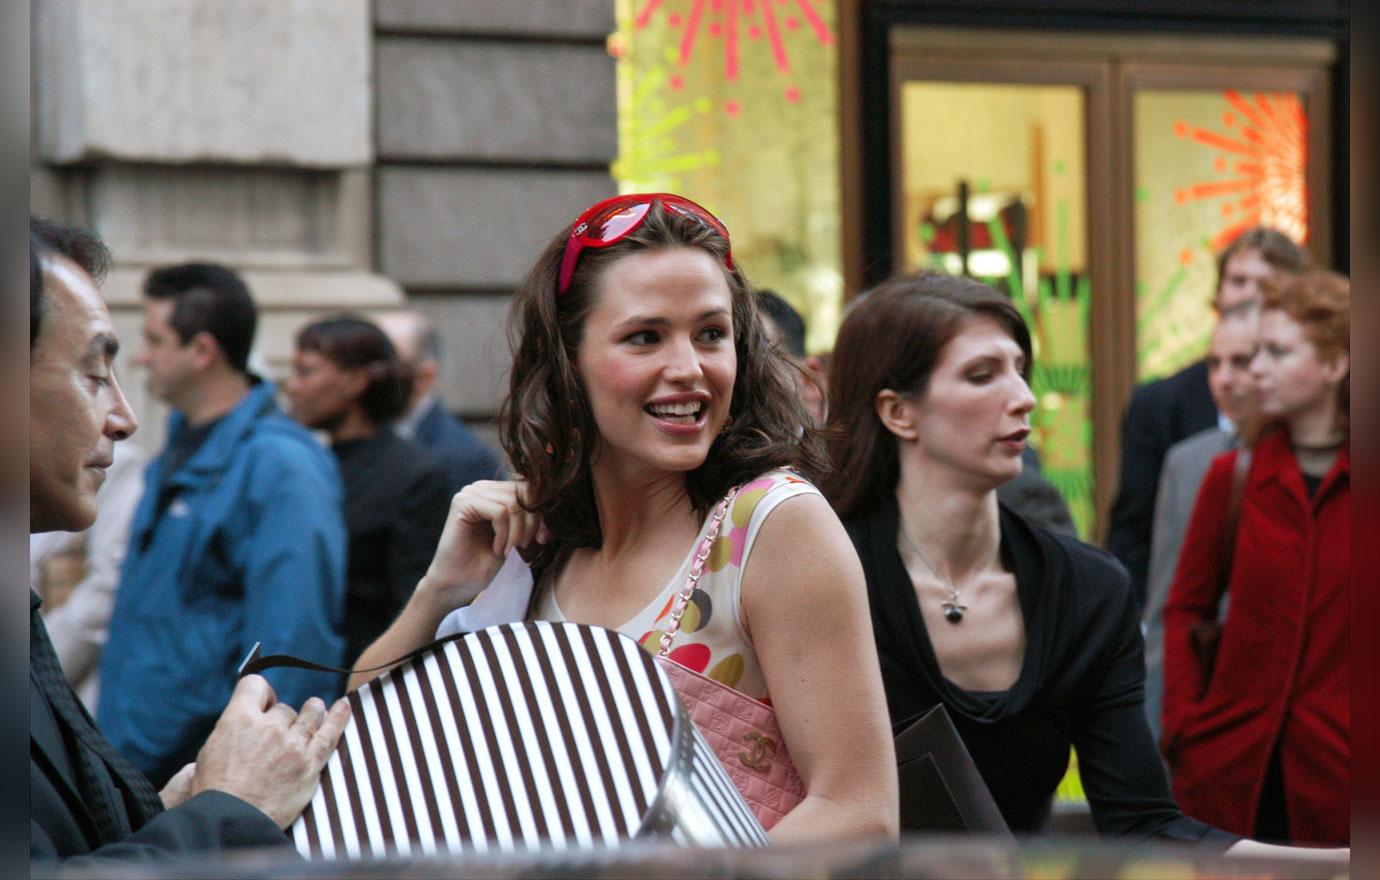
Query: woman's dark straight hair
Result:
<box><xmin>822</xmin><ymin>272</ymin><xmax>1032</xmax><ymax>521</ymax></box>
<box><xmin>296</xmin><ymin>315</ymin><xmax>413</xmax><ymax>427</ymax></box>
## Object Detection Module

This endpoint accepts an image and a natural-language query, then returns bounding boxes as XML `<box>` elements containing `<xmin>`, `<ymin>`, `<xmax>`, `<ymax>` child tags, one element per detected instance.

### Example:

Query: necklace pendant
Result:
<box><xmin>942</xmin><ymin>602</ymin><xmax>965</xmax><ymax>624</ymax></box>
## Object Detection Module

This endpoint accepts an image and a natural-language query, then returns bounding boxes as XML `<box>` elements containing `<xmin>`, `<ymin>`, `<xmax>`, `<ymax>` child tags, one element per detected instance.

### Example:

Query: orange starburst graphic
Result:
<box><xmin>1172</xmin><ymin>90</ymin><xmax>1308</xmax><ymax>249</ymax></box>
<box><xmin>634</xmin><ymin>0</ymin><xmax>833</xmax><ymax>104</ymax></box>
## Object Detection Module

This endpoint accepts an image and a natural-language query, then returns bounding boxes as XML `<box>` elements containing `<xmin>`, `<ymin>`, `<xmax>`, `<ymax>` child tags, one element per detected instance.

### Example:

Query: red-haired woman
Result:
<box><xmin>352</xmin><ymin>195</ymin><xmax>897</xmax><ymax>841</ymax></box>
<box><xmin>1163</xmin><ymin>270</ymin><xmax>1350</xmax><ymax>845</ymax></box>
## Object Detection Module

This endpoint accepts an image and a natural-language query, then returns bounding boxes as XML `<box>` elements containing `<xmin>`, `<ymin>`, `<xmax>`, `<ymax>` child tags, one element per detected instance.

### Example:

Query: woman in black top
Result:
<box><xmin>822</xmin><ymin>273</ymin><xmax>1341</xmax><ymax>863</ymax></box>
<box><xmin>285</xmin><ymin>316</ymin><xmax>452</xmax><ymax>667</ymax></box>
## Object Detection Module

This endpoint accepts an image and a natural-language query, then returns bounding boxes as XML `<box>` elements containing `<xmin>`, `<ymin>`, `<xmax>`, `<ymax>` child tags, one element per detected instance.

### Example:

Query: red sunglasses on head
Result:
<box><xmin>556</xmin><ymin>193</ymin><xmax>734</xmax><ymax>296</ymax></box>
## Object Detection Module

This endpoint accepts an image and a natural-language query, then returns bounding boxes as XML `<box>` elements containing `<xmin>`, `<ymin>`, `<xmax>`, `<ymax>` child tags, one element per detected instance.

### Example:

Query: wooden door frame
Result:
<box><xmin>840</xmin><ymin>2</ymin><xmax>1348</xmax><ymax>298</ymax></box>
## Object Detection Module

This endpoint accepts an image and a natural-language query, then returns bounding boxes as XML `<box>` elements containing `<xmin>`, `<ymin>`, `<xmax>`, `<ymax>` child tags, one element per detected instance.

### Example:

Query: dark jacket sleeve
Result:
<box><xmin>448</xmin><ymin>439</ymin><xmax>506</xmax><ymax>494</ymax></box>
<box><xmin>1105</xmin><ymin>381</ymin><xmax>1170</xmax><ymax>607</ymax></box>
<box><xmin>31</xmin><ymin>791</ymin><xmax>292</xmax><ymax>872</ymax></box>
<box><xmin>386</xmin><ymin>460</ymin><xmax>453</xmax><ymax>618</ymax></box>
<box><xmin>1067</xmin><ymin>549</ymin><xmax>1238</xmax><ymax>849</ymax></box>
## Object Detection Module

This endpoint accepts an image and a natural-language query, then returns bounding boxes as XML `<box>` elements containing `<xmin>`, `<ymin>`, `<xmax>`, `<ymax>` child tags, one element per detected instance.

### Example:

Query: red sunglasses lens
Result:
<box><xmin>558</xmin><ymin>194</ymin><xmax>732</xmax><ymax>295</ymax></box>
<box><xmin>581</xmin><ymin>202</ymin><xmax>652</xmax><ymax>244</ymax></box>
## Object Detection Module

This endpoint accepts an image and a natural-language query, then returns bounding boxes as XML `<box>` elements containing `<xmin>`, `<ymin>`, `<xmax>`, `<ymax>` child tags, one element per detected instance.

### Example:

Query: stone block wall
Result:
<box><xmin>30</xmin><ymin>0</ymin><xmax>620</xmax><ymax>460</ymax></box>
<box><xmin>31</xmin><ymin>0</ymin><xmax>399</xmax><ymax>454</ymax></box>
<box><xmin>373</xmin><ymin>0</ymin><xmax>618</xmax><ymax>448</ymax></box>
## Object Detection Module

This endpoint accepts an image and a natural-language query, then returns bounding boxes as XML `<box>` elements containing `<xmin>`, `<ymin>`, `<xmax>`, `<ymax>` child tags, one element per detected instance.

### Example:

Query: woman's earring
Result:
<box><xmin>724</xmin><ymin>415</ymin><xmax>735</xmax><ymax>427</ymax></box>
<box><xmin>545</xmin><ymin>443</ymin><xmax>555</xmax><ymax>455</ymax></box>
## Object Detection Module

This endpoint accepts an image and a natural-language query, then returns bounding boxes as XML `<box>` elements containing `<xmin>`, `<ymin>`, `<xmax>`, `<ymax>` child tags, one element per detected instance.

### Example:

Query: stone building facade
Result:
<box><xmin>31</xmin><ymin>0</ymin><xmax>618</xmax><ymax>458</ymax></box>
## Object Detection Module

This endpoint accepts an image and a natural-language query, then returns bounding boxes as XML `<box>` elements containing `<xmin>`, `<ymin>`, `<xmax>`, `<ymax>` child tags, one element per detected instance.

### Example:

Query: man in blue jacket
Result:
<box><xmin>99</xmin><ymin>263</ymin><xmax>348</xmax><ymax>787</ymax></box>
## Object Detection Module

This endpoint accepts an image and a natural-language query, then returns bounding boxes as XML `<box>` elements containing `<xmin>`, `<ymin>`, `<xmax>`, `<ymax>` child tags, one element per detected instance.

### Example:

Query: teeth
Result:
<box><xmin>648</xmin><ymin>401</ymin><xmax>702</xmax><ymax>417</ymax></box>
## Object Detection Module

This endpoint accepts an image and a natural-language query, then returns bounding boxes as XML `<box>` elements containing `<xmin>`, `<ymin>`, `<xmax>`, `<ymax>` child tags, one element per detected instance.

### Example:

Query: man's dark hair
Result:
<box><xmin>30</xmin><ymin>216</ymin><xmax>112</xmax><ymax>349</ymax></box>
<box><xmin>1213</xmin><ymin>226</ymin><xmax>1309</xmax><ymax>310</ymax></box>
<box><xmin>755</xmin><ymin>289</ymin><xmax>807</xmax><ymax>358</ymax></box>
<box><xmin>143</xmin><ymin>262</ymin><xmax>257</xmax><ymax>373</ymax></box>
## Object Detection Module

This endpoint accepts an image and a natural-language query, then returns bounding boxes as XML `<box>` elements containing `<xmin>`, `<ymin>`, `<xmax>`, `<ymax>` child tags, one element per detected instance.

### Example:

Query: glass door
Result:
<box><xmin>1121</xmin><ymin>64</ymin><xmax>1332</xmax><ymax>381</ymax></box>
<box><xmin>890</xmin><ymin>56</ymin><xmax>1112</xmax><ymax>537</ymax></box>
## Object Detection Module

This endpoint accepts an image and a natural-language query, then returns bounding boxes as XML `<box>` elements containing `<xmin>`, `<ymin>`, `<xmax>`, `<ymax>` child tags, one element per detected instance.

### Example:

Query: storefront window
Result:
<box><xmin>611</xmin><ymin>0</ymin><xmax>843</xmax><ymax>353</ymax></box>
<box><xmin>1133</xmin><ymin>89</ymin><xmax>1309</xmax><ymax>379</ymax></box>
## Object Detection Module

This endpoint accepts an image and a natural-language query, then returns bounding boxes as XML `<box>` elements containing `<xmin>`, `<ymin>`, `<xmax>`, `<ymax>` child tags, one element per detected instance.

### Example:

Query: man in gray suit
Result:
<box><xmin>1143</xmin><ymin>308</ymin><xmax>1261</xmax><ymax>741</ymax></box>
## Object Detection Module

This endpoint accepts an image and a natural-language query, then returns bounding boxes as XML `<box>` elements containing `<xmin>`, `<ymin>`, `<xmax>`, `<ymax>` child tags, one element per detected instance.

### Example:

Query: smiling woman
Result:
<box><xmin>351</xmin><ymin>194</ymin><xmax>899</xmax><ymax>842</ymax></box>
<box><xmin>571</xmin><ymin>248</ymin><xmax>737</xmax><ymax>484</ymax></box>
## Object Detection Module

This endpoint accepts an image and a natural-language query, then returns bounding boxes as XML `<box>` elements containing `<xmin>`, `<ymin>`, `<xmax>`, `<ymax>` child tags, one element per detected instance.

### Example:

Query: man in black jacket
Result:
<box><xmin>29</xmin><ymin>217</ymin><xmax>349</xmax><ymax>868</ymax></box>
<box><xmin>1105</xmin><ymin>227</ymin><xmax>1307</xmax><ymax>607</ymax></box>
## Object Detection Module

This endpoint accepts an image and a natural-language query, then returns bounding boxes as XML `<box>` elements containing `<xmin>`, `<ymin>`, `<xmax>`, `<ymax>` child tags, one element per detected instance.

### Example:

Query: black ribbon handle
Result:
<box><xmin>237</xmin><ymin>632</ymin><xmax>467</xmax><ymax>684</ymax></box>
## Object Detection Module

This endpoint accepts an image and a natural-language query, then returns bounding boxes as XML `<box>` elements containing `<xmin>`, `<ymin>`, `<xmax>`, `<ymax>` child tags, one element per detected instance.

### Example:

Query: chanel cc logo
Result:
<box><xmin>738</xmin><ymin>731</ymin><xmax>777</xmax><ymax>771</ymax></box>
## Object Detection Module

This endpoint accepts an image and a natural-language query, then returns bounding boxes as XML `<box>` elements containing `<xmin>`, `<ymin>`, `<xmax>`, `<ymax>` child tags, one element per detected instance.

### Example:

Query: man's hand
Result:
<box><xmin>159</xmin><ymin>762</ymin><xmax>196</xmax><ymax>810</ymax></box>
<box><xmin>189</xmin><ymin>674</ymin><xmax>350</xmax><ymax>829</ymax></box>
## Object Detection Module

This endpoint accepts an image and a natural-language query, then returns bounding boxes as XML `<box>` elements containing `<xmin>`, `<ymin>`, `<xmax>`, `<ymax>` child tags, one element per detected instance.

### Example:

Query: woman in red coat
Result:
<box><xmin>1162</xmin><ymin>270</ymin><xmax>1349</xmax><ymax>845</ymax></box>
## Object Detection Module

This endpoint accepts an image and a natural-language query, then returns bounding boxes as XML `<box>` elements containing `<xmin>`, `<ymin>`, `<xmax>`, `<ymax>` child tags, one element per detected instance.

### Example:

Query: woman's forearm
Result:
<box><xmin>767</xmin><ymin>792</ymin><xmax>898</xmax><ymax>844</ymax></box>
<box><xmin>346</xmin><ymin>579</ymin><xmax>454</xmax><ymax>691</ymax></box>
<box><xmin>1224</xmin><ymin>839</ymin><xmax>1348</xmax><ymax>866</ymax></box>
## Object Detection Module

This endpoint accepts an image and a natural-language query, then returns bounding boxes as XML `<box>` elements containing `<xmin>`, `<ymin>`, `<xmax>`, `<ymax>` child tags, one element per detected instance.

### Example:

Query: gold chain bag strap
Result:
<box><xmin>655</xmin><ymin>486</ymin><xmax>807</xmax><ymax>830</ymax></box>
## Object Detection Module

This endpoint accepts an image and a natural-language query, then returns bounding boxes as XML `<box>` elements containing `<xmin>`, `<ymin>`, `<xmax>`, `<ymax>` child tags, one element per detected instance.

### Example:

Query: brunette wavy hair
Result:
<box><xmin>821</xmin><ymin>272</ymin><xmax>1032</xmax><ymax>521</ymax></box>
<box><xmin>502</xmin><ymin>197</ymin><xmax>826</xmax><ymax>574</ymax></box>
<box><xmin>1244</xmin><ymin>269</ymin><xmax>1350</xmax><ymax>445</ymax></box>
<box><xmin>295</xmin><ymin>315</ymin><xmax>413</xmax><ymax>426</ymax></box>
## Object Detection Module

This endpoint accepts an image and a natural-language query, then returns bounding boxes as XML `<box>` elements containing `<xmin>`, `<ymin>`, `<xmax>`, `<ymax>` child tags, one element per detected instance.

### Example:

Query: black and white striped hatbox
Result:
<box><xmin>290</xmin><ymin>621</ymin><xmax>768</xmax><ymax>858</ymax></box>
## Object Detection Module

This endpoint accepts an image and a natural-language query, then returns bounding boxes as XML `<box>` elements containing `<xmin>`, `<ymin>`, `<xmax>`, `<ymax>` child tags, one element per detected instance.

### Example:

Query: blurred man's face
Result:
<box><xmin>375</xmin><ymin>312</ymin><xmax>435</xmax><ymax>407</ymax></box>
<box><xmin>135</xmin><ymin>298</ymin><xmax>200</xmax><ymax>407</ymax></box>
<box><xmin>30</xmin><ymin>257</ymin><xmax>138</xmax><ymax>533</ymax></box>
<box><xmin>1206</xmin><ymin>314</ymin><xmax>1260</xmax><ymax>426</ymax></box>
<box><xmin>1215</xmin><ymin>247</ymin><xmax>1276</xmax><ymax>314</ymax></box>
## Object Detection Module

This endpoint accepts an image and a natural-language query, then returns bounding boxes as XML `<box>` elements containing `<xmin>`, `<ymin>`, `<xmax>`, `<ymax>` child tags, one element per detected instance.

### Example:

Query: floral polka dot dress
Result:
<box><xmin>535</xmin><ymin>469</ymin><xmax>819</xmax><ymax>702</ymax></box>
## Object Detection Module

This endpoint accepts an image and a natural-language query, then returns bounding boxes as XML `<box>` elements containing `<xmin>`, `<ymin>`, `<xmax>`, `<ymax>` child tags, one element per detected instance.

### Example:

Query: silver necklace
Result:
<box><xmin>898</xmin><ymin>526</ymin><xmax>971</xmax><ymax>624</ymax></box>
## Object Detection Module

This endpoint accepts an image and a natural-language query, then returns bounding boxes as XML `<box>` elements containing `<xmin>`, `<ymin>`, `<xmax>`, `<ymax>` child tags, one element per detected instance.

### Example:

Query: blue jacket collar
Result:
<box><xmin>163</xmin><ymin>379</ymin><xmax>280</xmax><ymax>482</ymax></box>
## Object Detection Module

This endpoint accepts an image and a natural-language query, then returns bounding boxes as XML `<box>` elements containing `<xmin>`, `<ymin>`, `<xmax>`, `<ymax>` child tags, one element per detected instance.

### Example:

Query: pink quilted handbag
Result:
<box><xmin>655</xmin><ymin>487</ymin><xmax>807</xmax><ymax>830</ymax></box>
